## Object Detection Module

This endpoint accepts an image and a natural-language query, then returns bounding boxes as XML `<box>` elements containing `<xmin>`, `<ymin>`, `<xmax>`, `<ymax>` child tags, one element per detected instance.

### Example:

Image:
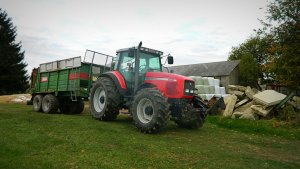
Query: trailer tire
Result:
<box><xmin>59</xmin><ymin>98</ymin><xmax>70</xmax><ymax>114</ymax></box>
<box><xmin>33</xmin><ymin>95</ymin><xmax>43</xmax><ymax>112</ymax></box>
<box><xmin>90</xmin><ymin>77</ymin><xmax>121</xmax><ymax>121</ymax></box>
<box><xmin>70</xmin><ymin>100</ymin><xmax>84</xmax><ymax>114</ymax></box>
<box><xmin>59</xmin><ymin>99</ymin><xmax>84</xmax><ymax>114</ymax></box>
<box><xmin>42</xmin><ymin>94</ymin><xmax>59</xmax><ymax>114</ymax></box>
<box><xmin>132</xmin><ymin>88</ymin><xmax>170</xmax><ymax>133</ymax></box>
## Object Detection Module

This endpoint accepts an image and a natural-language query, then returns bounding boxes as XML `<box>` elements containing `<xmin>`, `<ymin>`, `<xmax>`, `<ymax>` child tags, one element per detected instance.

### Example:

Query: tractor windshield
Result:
<box><xmin>139</xmin><ymin>52</ymin><xmax>161</xmax><ymax>72</ymax></box>
<box><xmin>115</xmin><ymin>50</ymin><xmax>162</xmax><ymax>91</ymax></box>
<box><xmin>116</xmin><ymin>51</ymin><xmax>161</xmax><ymax>73</ymax></box>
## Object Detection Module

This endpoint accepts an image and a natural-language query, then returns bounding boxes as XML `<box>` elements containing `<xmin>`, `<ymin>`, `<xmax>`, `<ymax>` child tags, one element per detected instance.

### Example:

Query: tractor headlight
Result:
<box><xmin>184</xmin><ymin>80</ymin><xmax>195</xmax><ymax>96</ymax></box>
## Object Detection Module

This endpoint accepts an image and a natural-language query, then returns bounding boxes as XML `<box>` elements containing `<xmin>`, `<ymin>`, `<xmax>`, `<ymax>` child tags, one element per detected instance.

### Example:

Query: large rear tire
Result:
<box><xmin>90</xmin><ymin>77</ymin><xmax>121</xmax><ymax>121</ymax></box>
<box><xmin>33</xmin><ymin>95</ymin><xmax>43</xmax><ymax>112</ymax></box>
<box><xmin>132</xmin><ymin>88</ymin><xmax>170</xmax><ymax>133</ymax></box>
<box><xmin>42</xmin><ymin>94</ymin><xmax>59</xmax><ymax>114</ymax></box>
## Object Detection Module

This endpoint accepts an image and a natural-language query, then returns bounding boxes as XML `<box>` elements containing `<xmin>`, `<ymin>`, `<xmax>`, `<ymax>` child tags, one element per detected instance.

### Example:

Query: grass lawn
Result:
<box><xmin>0</xmin><ymin>103</ymin><xmax>300</xmax><ymax>169</ymax></box>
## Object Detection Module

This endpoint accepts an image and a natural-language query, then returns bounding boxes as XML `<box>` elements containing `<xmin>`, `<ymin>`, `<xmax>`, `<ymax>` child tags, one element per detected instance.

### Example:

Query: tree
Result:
<box><xmin>258</xmin><ymin>0</ymin><xmax>300</xmax><ymax>86</ymax></box>
<box><xmin>238</xmin><ymin>52</ymin><xmax>261</xmax><ymax>87</ymax></box>
<box><xmin>229</xmin><ymin>0</ymin><xmax>300</xmax><ymax>87</ymax></box>
<box><xmin>228</xmin><ymin>36</ymin><xmax>271</xmax><ymax>87</ymax></box>
<box><xmin>0</xmin><ymin>9</ymin><xmax>28</xmax><ymax>95</ymax></box>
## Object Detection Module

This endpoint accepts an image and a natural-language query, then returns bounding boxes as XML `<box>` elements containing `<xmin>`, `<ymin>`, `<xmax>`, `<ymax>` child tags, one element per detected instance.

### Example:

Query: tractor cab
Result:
<box><xmin>113</xmin><ymin>44</ymin><xmax>173</xmax><ymax>93</ymax></box>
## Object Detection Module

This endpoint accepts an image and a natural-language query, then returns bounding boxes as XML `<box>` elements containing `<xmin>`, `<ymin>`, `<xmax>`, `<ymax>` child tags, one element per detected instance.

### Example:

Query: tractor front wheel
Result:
<box><xmin>132</xmin><ymin>88</ymin><xmax>170</xmax><ymax>133</ymax></box>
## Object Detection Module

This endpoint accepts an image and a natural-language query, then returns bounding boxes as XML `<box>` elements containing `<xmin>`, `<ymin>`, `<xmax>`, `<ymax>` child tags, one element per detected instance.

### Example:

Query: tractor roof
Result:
<box><xmin>117</xmin><ymin>46</ymin><xmax>163</xmax><ymax>56</ymax></box>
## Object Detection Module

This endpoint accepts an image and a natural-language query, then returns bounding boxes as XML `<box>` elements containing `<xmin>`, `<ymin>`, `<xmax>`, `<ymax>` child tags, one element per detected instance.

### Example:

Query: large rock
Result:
<box><xmin>228</xmin><ymin>89</ymin><xmax>245</xmax><ymax>99</ymax></box>
<box><xmin>245</xmin><ymin>86</ymin><xmax>255</xmax><ymax>99</ymax></box>
<box><xmin>223</xmin><ymin>95</ymin><xmax>237</xmax><ymax>117</ymax></box>
<box><xmin>239</xmin><ymin>107</ymin><xmax>258</xmax><ymax>120</ymax></box>
<box><xmin>228</xmin><ymin>85</ymin><xmax>247</xmax><ymax>92</ymax></box>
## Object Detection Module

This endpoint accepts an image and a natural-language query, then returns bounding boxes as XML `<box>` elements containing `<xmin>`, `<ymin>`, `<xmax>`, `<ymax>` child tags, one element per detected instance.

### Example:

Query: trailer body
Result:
<box><xmin>30</xmin><ymin>54</ymin><xmax>111</xmax><ymax>114</ymax></box>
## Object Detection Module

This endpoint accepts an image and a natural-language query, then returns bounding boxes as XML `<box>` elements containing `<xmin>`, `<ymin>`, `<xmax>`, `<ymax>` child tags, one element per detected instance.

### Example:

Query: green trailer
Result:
<box><xmin>30</xmin><ymin>50</ymin><xmax>112</xmax><ymax>114</ymax></box>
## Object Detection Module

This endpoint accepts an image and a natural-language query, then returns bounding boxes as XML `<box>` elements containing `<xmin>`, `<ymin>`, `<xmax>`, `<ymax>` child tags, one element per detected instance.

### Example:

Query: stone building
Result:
<box><xmin>167</xmin><ymin>60</ymin><xmax>240</xmax><ymax>88</ymax></box>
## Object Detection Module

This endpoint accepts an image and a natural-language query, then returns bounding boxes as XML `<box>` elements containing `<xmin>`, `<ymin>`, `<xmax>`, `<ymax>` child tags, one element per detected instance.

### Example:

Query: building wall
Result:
<box><xmin>214</xmin><ymin>66</ymin><xmax>239</xmax><ymax>89</ymax></box>
<box><xmin>229</xmin><ymin>66</ymin><xmax>239</xmax><ymax>85</ymax></box>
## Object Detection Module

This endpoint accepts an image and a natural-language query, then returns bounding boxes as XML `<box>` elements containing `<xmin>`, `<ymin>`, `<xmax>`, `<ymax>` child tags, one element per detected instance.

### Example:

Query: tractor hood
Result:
<box><xmin>144</xmin><ymin>72</ymin><xmax>195</xmax><ymax>99</ymax></box>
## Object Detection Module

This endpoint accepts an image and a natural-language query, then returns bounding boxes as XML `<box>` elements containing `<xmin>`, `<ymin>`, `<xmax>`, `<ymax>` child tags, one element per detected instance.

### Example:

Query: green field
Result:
<box><xmin>0</xmin><ymin>103</ymin><xmax>299</xmax><ymax>169</ymax></box>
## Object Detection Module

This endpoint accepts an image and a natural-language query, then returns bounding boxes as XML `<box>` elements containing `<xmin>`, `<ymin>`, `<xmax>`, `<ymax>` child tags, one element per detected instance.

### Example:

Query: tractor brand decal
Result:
<box><xmin>145</xmin><ymin>77</ymin><xmax>174</xmax><ymax>81</ymax></box>
<box><xmin>40</xmin><ymin>76</ymin><xmax>48</xmax><ymax>82</ymax></box>
<box><xmin>68</xmin><ymin>73</ymin><xmax>89</xmax><ymax>80</ymax></box>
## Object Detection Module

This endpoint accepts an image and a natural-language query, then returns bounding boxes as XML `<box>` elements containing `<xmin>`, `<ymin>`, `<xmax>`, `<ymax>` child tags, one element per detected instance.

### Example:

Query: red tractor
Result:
<box><xmin>90</xmin><ymin>42</ymin><xmax>207</xmax><ymax>133</ymax></box>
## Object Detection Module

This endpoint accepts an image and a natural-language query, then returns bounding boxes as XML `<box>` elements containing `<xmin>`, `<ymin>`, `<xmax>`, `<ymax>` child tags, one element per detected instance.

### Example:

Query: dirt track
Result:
<box><xmin>0</xmin><ymin>94</ymin><xmax>31</xmax><ymax>103</ymax></box>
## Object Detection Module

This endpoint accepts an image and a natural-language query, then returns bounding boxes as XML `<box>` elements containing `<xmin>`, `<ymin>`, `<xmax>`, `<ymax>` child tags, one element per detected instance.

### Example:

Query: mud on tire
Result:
<box><xmin>90</xmin><ymin>77</ymin><xmax>121</xmax><ymax>121</ymax></box>
<box><xmin>132</xmin><ymin>88</ymin><xmax>170</xmax><ymax>133</ymax></box>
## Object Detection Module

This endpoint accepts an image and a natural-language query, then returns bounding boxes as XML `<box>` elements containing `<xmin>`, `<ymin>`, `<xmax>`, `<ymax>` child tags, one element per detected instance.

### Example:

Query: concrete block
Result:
<box><xmin>235</xmin><ymin>98</ymin><xmax>250</xmax><ymax>108</ymax></box>
<box><xmin>251</xmin><ymin>105</ymin><xmax>273</xmax><ymax>117</ymax></box>
<box><xmin>253</xmin><ymin>90</ymin><xmax>286</xmax><ymax>107</ymax></box>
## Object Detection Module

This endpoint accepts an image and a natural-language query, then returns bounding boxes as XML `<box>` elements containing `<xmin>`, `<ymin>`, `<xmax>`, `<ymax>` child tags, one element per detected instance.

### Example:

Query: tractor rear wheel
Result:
<box><xmin>175</xmin><ymin>104</ymin><xmax>206</xmax><ymax>129</ymax></box>
<box><xmin>33</xmin><ymin>95</ymin><xmax>43</xmax><ymax>112</ymax></box>
<box><xmin>132</xmin><ymin>88</ymin><xmax>170</xmax><ymax>133</ymax></box>
<box><xmin>42</xmin><ymin>94</ymin><xmax>59</xmax><ymax>114</ymax></box>
<box><xmin>90</xmin><ymin>77</ymin><xmax>121</xmax><ymax>121</ymax></box>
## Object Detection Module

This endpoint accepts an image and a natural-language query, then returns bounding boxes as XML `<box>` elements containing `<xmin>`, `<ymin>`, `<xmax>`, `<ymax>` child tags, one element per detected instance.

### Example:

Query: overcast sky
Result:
<box><xmin>1</xmin><ymin>0</ymin><xmax>268</xmax><ymax>73</ymax></box>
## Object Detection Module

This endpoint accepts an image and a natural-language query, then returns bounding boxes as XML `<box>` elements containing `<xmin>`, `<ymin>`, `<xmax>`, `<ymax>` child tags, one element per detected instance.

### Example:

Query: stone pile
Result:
<box><xmin>222</xmin><ymin>85</ymin><xmax>289</xmax><ymax>120</ymax></box>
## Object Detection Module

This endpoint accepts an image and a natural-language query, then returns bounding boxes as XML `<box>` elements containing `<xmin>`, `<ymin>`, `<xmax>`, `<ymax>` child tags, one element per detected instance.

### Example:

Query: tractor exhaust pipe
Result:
<box><xmin>134</xmin><ymin>41</ymin><xmax>142</xmax><ymax>93</ymax></box>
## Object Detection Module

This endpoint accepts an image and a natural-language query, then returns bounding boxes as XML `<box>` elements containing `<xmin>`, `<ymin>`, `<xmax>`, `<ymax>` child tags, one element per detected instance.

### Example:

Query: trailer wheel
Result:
<box><xmin>42</xmin><ymin>94</ymin><xmax>59</xmax><ymax>114</ymax></box>
<box><xmin>90</xmin><ymin>77</ymin><xmax>121</xmax><ymax>121</ymax></box>
<box><xmin>33</xmin><ymin>95</ymin><xmax>43</xmax><ymax>112</ymax></box>
<box><xmin>59</xmin><ymin>98</ymin><xmax>70</xmax><ymax>114</ymax></box>
<box><xmin>132</xmin><ymin>88</ymin><xmax>170</xmax><ymax>133</ymax></box>
<box><xmin>59</xmin><ymin>99</ymin><xmax>84</xmax><ymax>114</ymax></box>
<box><xmin>69</xmin><ymin>100</ymin><xmax>84</xmax><ymax>114</ymax></box>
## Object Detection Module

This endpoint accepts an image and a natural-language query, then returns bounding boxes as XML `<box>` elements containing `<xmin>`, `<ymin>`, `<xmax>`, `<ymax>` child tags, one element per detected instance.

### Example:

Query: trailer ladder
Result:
<box><xmin>70</xmin><ymin>67</ymin><xmax>78</xmax><ymax>101</ymax></box>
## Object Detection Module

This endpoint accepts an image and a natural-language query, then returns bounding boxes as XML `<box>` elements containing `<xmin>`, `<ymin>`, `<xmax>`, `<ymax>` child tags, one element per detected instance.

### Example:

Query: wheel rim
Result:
<box><xmin>93</xmin><ymin>87</ymin><xmax>106</xmax><ymax>112</ymax></box>
<box><xmin>137</xmin><ymin>98</ymin><xmax>154</xmax><ymax>124</ymax></box>
<box><xmin>33</xmin><ymin>97</ymin><xmax>39</xmax><ymax>109</ymax></box>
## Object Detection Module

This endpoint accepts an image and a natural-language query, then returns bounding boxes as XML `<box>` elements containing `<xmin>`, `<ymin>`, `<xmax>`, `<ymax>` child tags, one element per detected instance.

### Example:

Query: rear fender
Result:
<box><xmin>100</xmin><ymin>71</ymin><xmax>127</xmax><ymax>95</ymax></box>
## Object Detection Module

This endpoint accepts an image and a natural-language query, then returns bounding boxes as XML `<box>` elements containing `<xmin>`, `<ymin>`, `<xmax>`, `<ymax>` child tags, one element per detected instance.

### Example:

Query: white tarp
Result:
<box><xmin>40</xmin><ymin>56</ymin><xmax>81</xmax><ymax>72</ymax></box>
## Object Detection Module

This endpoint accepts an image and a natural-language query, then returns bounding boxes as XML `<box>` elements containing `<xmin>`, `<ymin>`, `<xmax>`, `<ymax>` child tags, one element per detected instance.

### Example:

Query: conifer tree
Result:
<box><xmin>0</xmin><ymin>8</ymin><xmax>28</xmax><ymax>95</ymax></box>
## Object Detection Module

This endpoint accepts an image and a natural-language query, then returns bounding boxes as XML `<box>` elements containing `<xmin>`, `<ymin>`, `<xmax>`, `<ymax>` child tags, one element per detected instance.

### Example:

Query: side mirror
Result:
<box><xmin>167</xmin><ymin>55</ymin><xmax>174</xmax><ymax>64</ymax></box>
<box><xmin>128</xmin><ymin>48</ymin><xmax>134</xmax><ymax>58</ymax></box>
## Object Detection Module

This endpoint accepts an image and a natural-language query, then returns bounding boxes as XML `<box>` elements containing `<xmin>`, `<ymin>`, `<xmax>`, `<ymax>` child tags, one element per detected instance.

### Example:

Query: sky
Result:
<box><xmin>1</xmin><ymin>0</ymin><xmax>269</xmax><ymax>73</ymax></box>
